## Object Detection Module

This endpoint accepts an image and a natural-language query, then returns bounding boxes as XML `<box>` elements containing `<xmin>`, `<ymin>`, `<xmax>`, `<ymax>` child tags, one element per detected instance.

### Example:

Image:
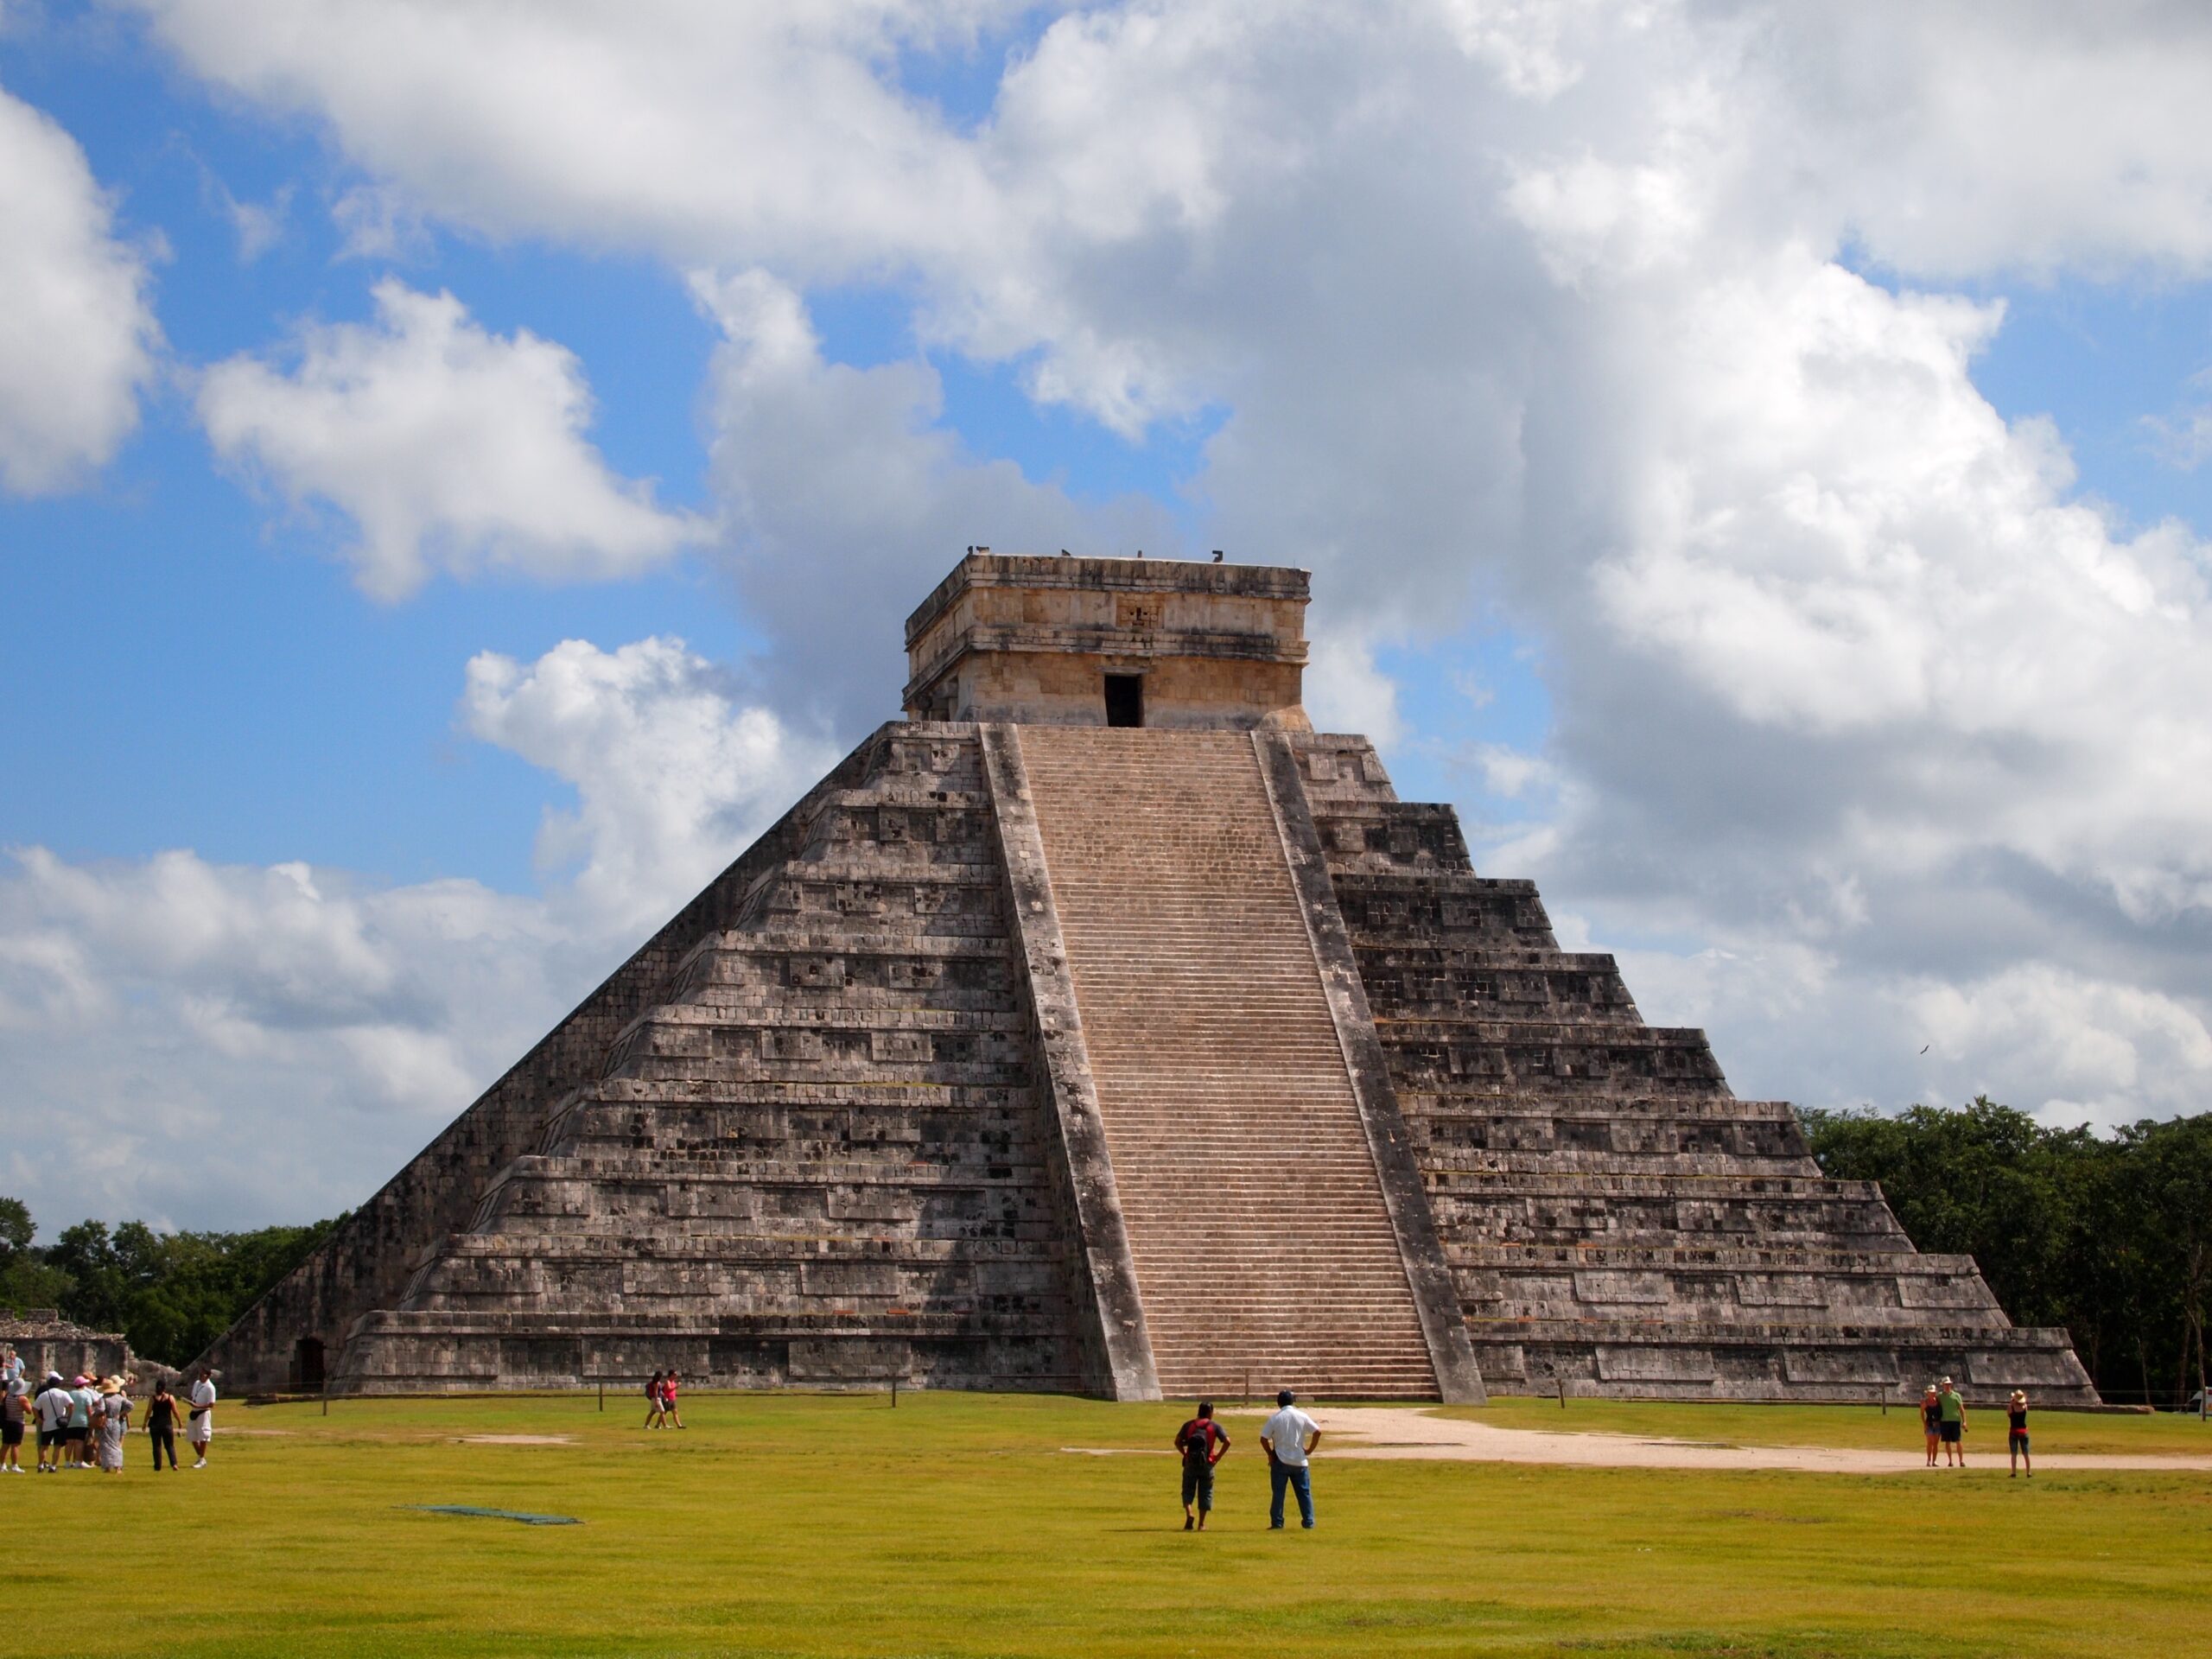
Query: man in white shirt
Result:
<box><xmin>188</xmin><ymin>1369</ymin><xmax>217</xmax><ymax>1468</ymax></box>
<box><xmin>34</xmin><ymin>1374</ymin><xmax>71</xmax><ymax>1472</ymax></box>
<box><xmin>1260</xmin><ymin>1388</ymin><xmax>1322</xmax><ymax>1530</ymax></box>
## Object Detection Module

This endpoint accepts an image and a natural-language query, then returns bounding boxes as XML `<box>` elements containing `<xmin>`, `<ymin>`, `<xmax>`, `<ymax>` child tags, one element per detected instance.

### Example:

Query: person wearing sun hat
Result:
<box><xmin>94</xmin><ymin>1376</ymin><xmax>130</xmax><ymax>1474</ymax></box>
<box><xmin>1918</xmin><ymin>1383</ymin><xmax>1942</xmax><ymax>1467</ymax></box>
<box><xmin>2005</xmin><ymin>1389</ymin><xmax>2031</xmax><ymax>1478</ymax></box>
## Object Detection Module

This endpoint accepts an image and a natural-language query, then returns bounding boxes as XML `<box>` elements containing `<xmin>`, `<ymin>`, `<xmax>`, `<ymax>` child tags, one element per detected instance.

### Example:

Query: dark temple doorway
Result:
<box><xmin>1103</xmin><ymin>673</ymin><xmax>1144</xmax><ymax>728</ymax></box>
<box><xmin>293</xmin><ymin>1337</ymin><xmax>325</xmax><ymax>1391</ymax></box>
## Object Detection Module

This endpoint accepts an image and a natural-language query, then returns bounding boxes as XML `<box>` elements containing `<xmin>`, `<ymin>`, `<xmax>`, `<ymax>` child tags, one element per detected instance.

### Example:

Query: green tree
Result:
<box><xmin>0</xmin><ymin>1196</ymin><xmax>70</xmax><ymax>1313</ymax></box>
<box><xmin>1805</xmin><ymin>1100</ymin><xmax>2211</xmax><ymax>1404</ymax></box>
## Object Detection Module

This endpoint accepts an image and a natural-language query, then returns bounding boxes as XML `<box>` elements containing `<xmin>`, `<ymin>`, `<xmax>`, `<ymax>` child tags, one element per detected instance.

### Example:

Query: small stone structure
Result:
<box><xmin>3</xmin><ymin>1311</ymin><xmax>132</xmax><ymax>1382</ymax></box>
<box><xmin>194</xmin><ymin>553</ymin><xmax>2096</xmax><ymax>1404</ymax></box>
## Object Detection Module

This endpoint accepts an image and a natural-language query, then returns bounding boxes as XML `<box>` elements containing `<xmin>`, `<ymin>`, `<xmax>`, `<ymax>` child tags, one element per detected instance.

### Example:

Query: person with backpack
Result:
<box><xmin>2006</xmin><ymin>1390</ymin><xmax>2031</xmax><ymax>1478</ymax></box>
<box><xmin>1173</xmin><ymin>1401</ymin><xmax>1231</xmax><ymax>1530</ymax></box>
<box><xmin>0</xmin><ymin>1372</ymin><xmax>26</xmax><ymax>1472</ymax></box>
<box><xmin>644</xmin><ymin>1370</ymin><xmax>666</xmax><ymax>1429</ymax></box>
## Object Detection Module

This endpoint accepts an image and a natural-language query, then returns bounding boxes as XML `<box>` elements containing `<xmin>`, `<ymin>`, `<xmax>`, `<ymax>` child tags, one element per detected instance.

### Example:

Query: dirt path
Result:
<box><xmin>1303</xmin><ymin>1407</ymin><xmax>2212</xmax><ymax>1475</ymax></box>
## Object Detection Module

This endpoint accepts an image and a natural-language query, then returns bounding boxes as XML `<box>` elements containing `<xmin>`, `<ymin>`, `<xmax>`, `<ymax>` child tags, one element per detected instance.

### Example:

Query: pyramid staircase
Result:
<box><xmin>1016</xmin><ymin>727</ymin><xmax>1441</xmax><ymax>1399</ymax></box>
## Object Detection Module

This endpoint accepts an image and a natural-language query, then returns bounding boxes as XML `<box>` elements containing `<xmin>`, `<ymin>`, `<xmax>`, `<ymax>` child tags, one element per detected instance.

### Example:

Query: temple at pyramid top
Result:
<box><xmin>902</xmin><ymin>552</ymin><xmax>1313</xmax><ymax>730</ymax></box>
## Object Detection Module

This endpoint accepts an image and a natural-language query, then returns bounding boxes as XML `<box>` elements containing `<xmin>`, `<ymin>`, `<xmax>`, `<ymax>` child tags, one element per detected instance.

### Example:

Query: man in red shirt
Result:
<box><xmin>1173</xmin><ymin>1401</ymin><xmax>1231</xmax><ymax>1530</ymax></box>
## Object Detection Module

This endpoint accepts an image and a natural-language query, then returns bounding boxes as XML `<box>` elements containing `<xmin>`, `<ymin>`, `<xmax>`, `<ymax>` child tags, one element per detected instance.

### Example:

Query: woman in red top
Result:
<box><xmin>660</xmin><ymin>1370</ymin><xmax>683</xmax><ymax>1430</ymax></box>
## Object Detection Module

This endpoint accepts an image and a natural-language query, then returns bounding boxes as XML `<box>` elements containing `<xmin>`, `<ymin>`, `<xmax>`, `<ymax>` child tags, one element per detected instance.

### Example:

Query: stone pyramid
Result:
<box><xmin>201</xmin><ymin>554</ymin><xmax>2094</xmax><ymax>1404</ymax></box>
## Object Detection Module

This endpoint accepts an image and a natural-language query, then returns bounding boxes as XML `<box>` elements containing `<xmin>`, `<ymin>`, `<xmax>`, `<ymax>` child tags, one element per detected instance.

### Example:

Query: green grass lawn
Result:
<box><xmin>13</xmin><ymin>1392</ymin><xmax>2208</xmax><ymax>1658</ymax></box>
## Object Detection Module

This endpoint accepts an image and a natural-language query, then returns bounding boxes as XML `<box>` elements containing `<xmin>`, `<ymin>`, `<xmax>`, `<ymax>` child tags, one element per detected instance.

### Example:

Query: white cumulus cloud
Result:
<box><xmin>461</xmin><ymin>633</ymin><xmax>841</xmax><ymax>935</ymax></box>
<box><xmin>198</xmin><ymin>278</ymin><xmax>702</xmax><ymax>598</ymax></box>
<box><xmin>0</xmin><ymin>84</ymin><xmax>160</xmax><ymax>493</ymax></box>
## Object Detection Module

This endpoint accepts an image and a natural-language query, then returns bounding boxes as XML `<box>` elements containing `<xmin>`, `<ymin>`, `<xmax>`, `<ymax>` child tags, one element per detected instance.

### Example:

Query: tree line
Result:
<box><xmin>0</xmin><ymin>1198</ymin><xmax>342</xmax><ymax>1366</ymax></box>
<box><xmin>1802</xmin><ymin>1099</ymin><xmax>2211</xmax><ymax>1407</ymax></box>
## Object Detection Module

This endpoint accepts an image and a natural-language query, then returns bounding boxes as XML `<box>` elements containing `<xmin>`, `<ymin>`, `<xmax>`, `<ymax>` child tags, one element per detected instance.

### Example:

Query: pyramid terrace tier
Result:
<box><xmin>1452</xmin><ymin>1246</ymin><xmax>2011</xmax><ymax>1327</ymax></box>
<box><xmin>1304</xmin><ymin>801</ymin><xmax>1475</xmax><ymax>876</ymax></box>
<box><xmin>400</xmin><ymin>1230</ymin><xmax>1077</xmax><ymax>1318</ymax></box>
<box><xmin>456</xmin><ymin>1153</ymin><xmax>1070</xmax><ymax>1240</ymax></box>
<box><xmin>1469</xmin><ymin>1319</ymin><xmax>2097</xmax><ymax>1404</ymax></box>
<box><xmin>1380</xmin><ymin>1020</ymin><xmax>1732</xmax><ymax>1096</ymax></box>
<box><xmin>1358</xmin><ymin>947</ymin><xmax>1644</xmax><ymax>1023</ymax></box>
<box><xmin>1405</xmin><ymin>1096</ymin><xmax>1817</xmax><ymax>1166</ymax></box>
<box><xmin>1334</xmin><ymin>872</ymin><xmax>1564</xmax><ymax>949</ymax></box>
<box><xmin>1422</xmin><ymin>1170</ymin><xmax>1915</xmax><ymax>1249</ymax></box>
<box><xmin>532</xmin><ymin>1084</ymin><xmax>1066</xmax><ymax>1164</ymax></box>
<box><xmin>340</xmin><ymin>1307</ymin><xmax>1085</xmax><ymax>1393</ymax></box>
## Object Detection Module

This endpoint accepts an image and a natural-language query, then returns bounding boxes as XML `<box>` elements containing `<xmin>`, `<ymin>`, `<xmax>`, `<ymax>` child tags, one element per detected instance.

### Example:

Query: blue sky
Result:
<box><xmin>4</xmin><ymin>3</ymin><xmax>2210</xmax><ymax>1230</ymax></box>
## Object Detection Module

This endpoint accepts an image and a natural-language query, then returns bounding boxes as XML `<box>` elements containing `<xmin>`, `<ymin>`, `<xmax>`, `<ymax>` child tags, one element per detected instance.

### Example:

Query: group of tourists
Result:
<box><xmin>642</xmin><ymin>1370</ymin><xmax>685</xmax><ymax>1429</ymax></box>
<box><xmin>0</xmin><ymin>1347</ymin><xmax>217</xmax><ymax>1474</ymax></box>
<box><xmin>1918</xmin><ymin>1376</ymin><xmax>2034</xmax><ymax>1477</ymax></box>
<box><xmin>1173</xmin><ymin>1389</ymin><xmax>1324</xmax><ymax>1531</ymax></box>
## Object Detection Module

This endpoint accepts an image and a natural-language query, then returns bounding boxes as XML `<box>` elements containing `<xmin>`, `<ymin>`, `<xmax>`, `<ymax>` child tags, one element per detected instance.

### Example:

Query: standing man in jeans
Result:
<box><xmin>1260</xmin><ymin>1389</ymin><xmax>1321</xmax><ymax>1530</ymax></box>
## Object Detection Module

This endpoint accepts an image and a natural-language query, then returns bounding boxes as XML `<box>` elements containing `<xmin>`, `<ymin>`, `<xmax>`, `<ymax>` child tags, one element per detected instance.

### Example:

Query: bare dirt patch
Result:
<box><xmin>1299</xmin><ymin>1407</ymin><xmax>2212</xmax><ymax>1475</ymax></box>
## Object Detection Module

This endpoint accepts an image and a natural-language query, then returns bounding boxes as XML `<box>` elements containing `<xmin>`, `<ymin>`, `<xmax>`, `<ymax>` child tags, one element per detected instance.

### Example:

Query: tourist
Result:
<box><xmin>95</xmin><ymin>1376</ymin><xmax>130</xmax><ymax>1473</ymax></box>
<box><xmin>1173</xmin><ymin>1400</ymin><xmax>1231</xmax><ymax>1530</ymax></box>
<box><xmin>644</xmin><ymin>1370</ymin><xmax>666</xmax><ymax>1429</ymax></box>
<box><xmin>2006</xmin><ymin>1390</ymin><xmax>2031</xmax><ymax>1478</ymax></box>
<box><xmin>67</xmin><ymin>1372</ymin><xmax>97</xmax><ymax>1469</ymax></box>
<box><xmin>145</xmin><ymin>1377</ymin><xmax>181</xmax><ymax>1471</ymax></box>
<box><xmin>1260</xmin><ymin>1388</ymin><xmax>1322</xmax><ymax>1530</ymax></box>
<box><xmin>34</xmin><ymin>1372</ymin><xmax>69</xmax><ymax>1471</ymax></box>
<box><xmin>1936</xmin><ymin>1376</ymin><xmax>1967</xmax><ymax>1467</ymax></box>
<box><xmin>661</xmin><ymin>1370</ymin><xmax>684</xmax><ymax>1430</ymax></box>
<box><xmin>187</xmin><ymin>1367</ymin><xmax>217</xmax><ymax>1468</ymax></box>
<box><xmin>1</xmin><ymin>1344</ymin><xmax>19</xmax><ymax>1389</ymax></box>
<box><xmin>1920</xmin><ymin>1384</ymin><xmax>1942</xmax><ymax>1466</ymax></box>
<box><xmin>0</xmin><ymin>1371</ymin><xmax>25</xmax><ymax>1471</ymax></box>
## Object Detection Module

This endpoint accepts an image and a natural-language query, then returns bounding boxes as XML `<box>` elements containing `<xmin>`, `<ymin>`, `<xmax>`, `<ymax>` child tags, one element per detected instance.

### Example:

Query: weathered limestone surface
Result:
<box><xmin>195</xmin><ymin>552</ymin><xmax>2096</xmax><ymax>1405</ymax></box>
